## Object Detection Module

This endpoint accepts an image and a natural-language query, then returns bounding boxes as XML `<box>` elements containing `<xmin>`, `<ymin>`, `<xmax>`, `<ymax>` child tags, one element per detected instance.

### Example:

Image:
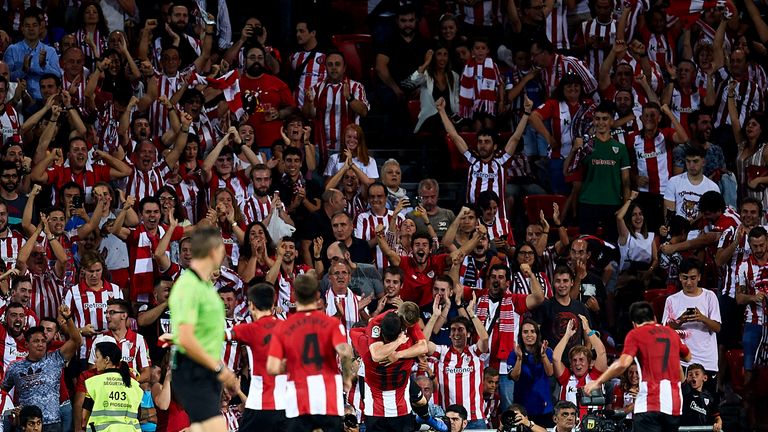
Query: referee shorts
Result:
<box><xmin>171</xmin><ymin>353</ymin><xmax>222</xmax><ymax>423</ymax></box>
<box><xmin>239</xmin><ymin>409</ymin><xmax>286</xmax><ymax>431</ymax></box>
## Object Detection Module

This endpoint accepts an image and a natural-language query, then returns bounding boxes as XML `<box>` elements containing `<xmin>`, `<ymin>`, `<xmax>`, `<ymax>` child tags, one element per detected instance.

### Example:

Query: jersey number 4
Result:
<box><xmin>302</xmin><ymin>333</ymin><xmax>323</xmax><ymax>369</ymax></box>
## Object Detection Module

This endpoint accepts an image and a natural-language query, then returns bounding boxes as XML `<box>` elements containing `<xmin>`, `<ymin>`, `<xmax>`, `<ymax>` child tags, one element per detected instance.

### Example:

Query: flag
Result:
<box><xmin>665</xmin><ymin>0</ymin><xmax>734</xmax><ymax>28</ymax></box>
<box><xmin>187</xmin><ymin>70</ymin><xmax>244</xmax><ymax>119</ymax></box>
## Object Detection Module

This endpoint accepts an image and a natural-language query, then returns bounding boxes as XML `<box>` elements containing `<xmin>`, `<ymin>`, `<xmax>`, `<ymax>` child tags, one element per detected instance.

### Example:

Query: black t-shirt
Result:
<box><xmin>681</xmin><ymin>386</ymin><xmax>719</xmax><ymax>427</ymax></box>
<box><xmin>138</xmin><ymin>304</ymin><xmax>171</xmax><ymax>366</ymax></box>
<box><xmin>533</xmin><ymin>297</ymin><xmax>592</xmax><ymax>362</ymax></box>
<box><xmin>376</xmin><ymin>34</ymin><xmax>429</xmax><ymax>87</ymax></box>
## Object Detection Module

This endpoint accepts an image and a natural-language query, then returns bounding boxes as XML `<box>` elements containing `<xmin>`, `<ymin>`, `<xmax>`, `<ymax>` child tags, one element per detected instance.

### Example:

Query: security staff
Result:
<box><xmin>82</xmin><ymin>342</ymin><xmax>143</xmax><ymax>432</ymax></box>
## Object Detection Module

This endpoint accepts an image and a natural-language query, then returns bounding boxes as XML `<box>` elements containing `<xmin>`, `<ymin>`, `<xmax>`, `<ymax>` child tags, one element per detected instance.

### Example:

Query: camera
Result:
<box><xmin>577</xmin><ymin>389</ymin><xmax>628</xmax><ymax>432</ymax></box>
<box><xmin>499</xmin><ymin>409</ymin><xmax>528</xmax><ymax>432</ymax></box>
<box><xmin>343</xmin><ymin>413</ymin><xmax>358</xmax><ymax>429</ymax></box>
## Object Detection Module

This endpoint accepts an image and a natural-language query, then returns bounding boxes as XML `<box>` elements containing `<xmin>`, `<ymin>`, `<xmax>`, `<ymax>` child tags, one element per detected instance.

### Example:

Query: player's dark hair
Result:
<box><xmin>595</xmin><ymin>100</ymin><xmax>617</xmax><ymax>116</ymax></box>
<box><xmin>553</xmin><ymin>400</ymin><xmax>577</xmax><ymax>415</ymax></box>
<box><xmin>19</xmin><ymin>405</ymin><xmax>43</xmax><ymax>427</ymax></box>
<box><xmin>476</xmin><ymin>190</ymin><xmax>501</xmax><ymax>211</ymax></box>
<box><xmin>477</xmin><ymin>128</ymin><xmax>498</xmax><ymax>146</ymax></box>
<box><xmin>446</xmin><ymin>404</ymin><xmax>468</xmax><ymax>420</ymax></box>
<box><xmin>282</xmin><ymin>146</ymin><xmax>303</xmax><ymax>160</ymax></box>
<box><xmin>410</xmin><ymin>232</ymin><xmax>432</xmax><ymax>247</ymax></box>
<box><xmin>380</xmin><ymin>312</ymin><xmax>403</xmax><ymax>343</ymax></box>
<box><xmin>293</xmin><ymin>274</ymin><xmax>319</xmax><ymax>305</ymax></box>
<box><xmin>629</xmin><ymin>301</ymin><xmax>655</xmax><ymax>324</ymax></box>
<box><xmin>248</xmin><ymin>283</ymin><xmax>275</xmax><ymax>311</ymax></box>
<box><xmin>678</xmin><ymin>257</ymin><xmax>702</xmax><ymax>275</ymax></box>
<box><xmin>687</xmin><ymin>363</ymin><xmax>706</xmax><ymax>373</ymax></box>
<box><xmin>434</xmin><ymin>274</ymin><xmax>454</xmax><ymax>288</ymax></box>
<box><xmin>698</xmin><ymin>191</ymin><xmax>725</xmax><ymax>213</ymax></box>
<box><xmin>95</xmin><ymin>342</ymin><xmax>132</xmax><ymax>387</ymax></box>
<box><xmin>449</xmin><ymin>315</ymin><xmax>472</xmax><ymax>333</ymax></box>
<box><xmin>23</xmin><ymin>325</ymin><xmax>45</xmax><ymax>342</ymax></box>
<box><xmin>107</xmin><ymin>298</ymin><xmax>132</xmax><ymax>314</ymax></box>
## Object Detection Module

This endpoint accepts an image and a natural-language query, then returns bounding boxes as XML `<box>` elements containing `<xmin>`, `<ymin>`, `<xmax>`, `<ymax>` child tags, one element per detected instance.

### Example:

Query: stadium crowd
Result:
<box><xmin>0</xmin><ymin>0</ymin><xmax>765</xmax><ymax>430</ymax></box>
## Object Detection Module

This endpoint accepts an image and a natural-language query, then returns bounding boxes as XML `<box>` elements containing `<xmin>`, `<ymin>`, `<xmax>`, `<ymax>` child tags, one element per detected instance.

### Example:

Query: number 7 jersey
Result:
<box><xmin>267</xmin><ymin>309</ymin><xmax>347</xmax><ymax>418</ymax></box>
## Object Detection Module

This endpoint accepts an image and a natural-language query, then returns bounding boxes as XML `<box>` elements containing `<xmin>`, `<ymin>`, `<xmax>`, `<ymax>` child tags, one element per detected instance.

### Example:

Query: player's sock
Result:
<box><xmin>412</xmin><ymin>402</ymin><xmax>429</xmax><ymax>418</ymax></box>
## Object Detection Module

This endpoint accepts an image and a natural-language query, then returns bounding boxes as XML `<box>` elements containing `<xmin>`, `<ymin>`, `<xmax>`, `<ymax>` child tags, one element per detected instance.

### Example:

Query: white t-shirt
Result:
<box><xmin>661</xmin><ymin>288</ymin><xmax>721</xmax><ymax>371</ymax></box>
<box><xmin>663</xmin><ymin>173</ymin><xmax>719</xmax><ymax>220</ymax></box>
<box><xmin>323</xmin><ymin>153</ymin><xmax>379</xmax><ymax>179</ymax></box>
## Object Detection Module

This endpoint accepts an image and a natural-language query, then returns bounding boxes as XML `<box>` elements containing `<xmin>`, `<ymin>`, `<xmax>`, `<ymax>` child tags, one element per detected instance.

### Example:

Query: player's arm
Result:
<box><xmin>583</xmin><ymin>353</ymin><xmax>634</xmax><ymax>394</ymax></box>
<box><xmin>266</xmin><ymin>355</ymin><xmax>286</xmax><ymax>375</ymax></box>
<box><xmin>715</xmin><ymin>227</ymin><xmax>743</xmax><ymax>266</ymax></box>
<box><xmin>369</xmin><ymin>339</ymin><xmax>404</xmax><ymax>363</ymax></box>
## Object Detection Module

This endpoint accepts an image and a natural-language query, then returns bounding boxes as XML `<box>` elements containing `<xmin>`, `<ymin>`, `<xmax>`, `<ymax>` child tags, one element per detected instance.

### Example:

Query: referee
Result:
<box><xmin>169</xmin><ymin>227</ymin><xmax>237</xmax><ymax>432</ymax></box>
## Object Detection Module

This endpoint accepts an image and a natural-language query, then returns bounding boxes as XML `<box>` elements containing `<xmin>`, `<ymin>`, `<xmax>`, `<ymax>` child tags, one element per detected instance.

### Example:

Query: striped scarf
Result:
<box><xmin>459</xmin><ymin>57</ymin><xmax>499</xmax><ymax>118</ymax></box>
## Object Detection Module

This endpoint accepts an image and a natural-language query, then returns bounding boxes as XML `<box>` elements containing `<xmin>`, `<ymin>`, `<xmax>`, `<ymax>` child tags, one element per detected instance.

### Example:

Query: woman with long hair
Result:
<box><xmin>237</xmin><ymin>221</ymin><xmax>275</xmax><ymax>282</ymax></box>
<box><xmin>212</xmin><ymin>188</ymin><xmax>246</xmax><ymax>267</ymax></box>
<box><xmin>730</xmin><ymin>80</ymin><xmax>768</xmax><ymax>205</ymax></box>
<box><xmin>612</xmin><ymin>363</ymin><xmax>639</xmax><ymax>417</ymax></box>
<box><xmin>616</xmin><ymin>191</ymin><xmax>657</xmax><ymax>275</ymax></box>
<box><xmin>323</xmin><ymin>124</ymin><xmax>378</xmax><ymax>184</ymax></box>
<box><xmin>74</xmin><ymin>1</ymin><xmax>110</xmax><ymax>67</ymax></box>
<box><xmin>435</xmin><ymin>14</ymin><xmax>466</xmax><ymax>73</ymax></box>
<box><xmin>155</xmin><ymin>186</ymin><xmax>189</xmax><ymax>226</ymax></box>
<box><xmin>83</xmin><ymin>342</ymin><xmax>144</xmax><ymax>432</ymax></box>
<box><xmin>511</xmin><ymin>242</ymin><xmax>552</xmax><ymax>297</ymax></box>
<box><xmin>507</xmin><ymin>319</ymin><xmax>555</xmax><ymax>427</ymax></box>
<box><xmin>409</xmin><ymin>42</ymin><xmax>460</xmax><ymax>134</ymax></box>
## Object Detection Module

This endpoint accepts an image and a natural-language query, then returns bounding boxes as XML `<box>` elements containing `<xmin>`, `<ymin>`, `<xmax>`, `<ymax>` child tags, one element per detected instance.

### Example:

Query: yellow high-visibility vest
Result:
<box><xmin>85</xmin><ymin>371</ymin><xmax>144</xmax><ymax>432</ymax></box>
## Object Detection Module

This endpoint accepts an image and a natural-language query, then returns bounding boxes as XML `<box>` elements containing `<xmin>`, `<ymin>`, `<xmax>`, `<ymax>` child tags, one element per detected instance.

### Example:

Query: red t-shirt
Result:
<box><xmin>239</xmin><ymin>74</ymin><xmax>295</xmax><ymax>148</ymax></box>
<box><xmin>229</xmin><ymin>316</ymin><xmax>286</xmax><ymax>411</ymax></box>
<box><xmin>267</xmin><ymin>309</ymin><xmax>347</xmax><ymax>417</ymax></box>
<box><xmin>398</xmin><ymin>254</ymin><xmax>449</xmax><ymax>307</ymax></box>
<box><xmin>623</xmin><ymin>323</ymin><xmax>690</xmax><ymax>415</ymax></box>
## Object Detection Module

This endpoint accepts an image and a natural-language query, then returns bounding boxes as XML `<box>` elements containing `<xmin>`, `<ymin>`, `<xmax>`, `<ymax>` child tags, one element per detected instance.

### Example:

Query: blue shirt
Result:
<box><xmin>3</xmin><ymin>40</ymin><xmax>62</xmax><ymax>100</ymax></box>
<box><xmin>507</xmin><ymin>347</ymin><xmax>555</xmax><ymax>416</ymax></box>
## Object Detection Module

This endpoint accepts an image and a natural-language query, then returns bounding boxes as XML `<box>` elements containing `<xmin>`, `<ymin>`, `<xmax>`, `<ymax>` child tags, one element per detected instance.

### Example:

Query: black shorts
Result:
<box><xmin>365</xmin><ymin>415</ymin><xmax>415</xmax><ymax>432</ymax></box>
<box><xmin>171</xmin><ymin>352</ymin><xmax>222</xmax><ymax>423</ymax></box>
<box><xmin>286</xmin><ymin>415</ymin><xmax>342</xmax><ymax>432</ymax></box>
<box><xmin>239</xmin><ymin>408</ymin><xmax>286</xmax><ymax>431</ymax></box>
<box><xmin>632</xmin><ymin>412</ymin><xmax>680</xmax><ymax>432</ymax></box>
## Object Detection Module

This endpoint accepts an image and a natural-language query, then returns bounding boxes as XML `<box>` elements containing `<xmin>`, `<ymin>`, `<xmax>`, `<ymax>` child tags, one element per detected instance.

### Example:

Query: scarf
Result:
<box><xmin>459</xmin><ymin>57</ymin><xmax>499</xmax><ymax>118</ymax></box>
<box><xmin>476</xmin><ymin>294</ymin><xmax>520</xmax><ymax>363</ymax></box>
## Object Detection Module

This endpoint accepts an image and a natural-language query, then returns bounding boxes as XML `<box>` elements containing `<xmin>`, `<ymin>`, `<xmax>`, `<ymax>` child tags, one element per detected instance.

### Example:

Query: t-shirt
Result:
<box><xmin>239</xmin><ymin>73</ymin><xmax>295</xmax><ymax>148</ymax></box>
<box><xmin>398</xmin><ymin>254</ymin><xmax>449</xmax><ymax>306</ymax></box>
<box><xmin>623</xmin><ymin>323</ymin><xmax>690</xmax><ymax>415</ymax></box>
<box><xmin>376</xmin><ymin>34</ymin><xmax>429</xmax><ymax>86</ymax></box>
<box><xmin>506</xmin><ymin>348</ymin><xmax>555</xmax><ymax>415</ymax></box>
<box><xmin>2</xmin><ymin>351</ymin><xmax>65</xmax><ymax>424</ymax></box>
<box><xmin>661</xmin><ymin>289</ymin><xmax>721</xmax><ymax>371</ymax></box>
<box><xmin>533</xmin><ymin>298</ymin><xmax>592</xmax><ymax>362</ymax></box>
<box><xmin>267</xmin><ymin>309</ymin><xmax>347</xmax><ymax>418</ymax></box>
<box><xmin>579</xmin><ymin>138</ymin><xmax>630</xmax><ymax>206</ymax></box>
<box><xmin>406</xmin><ymin>208</ymin><xmax>456</xmax><ymax>239</ymax></box>
<box><xmin>168</xmin><ymin>269</ymin><xmax>226</xmax><ymax>360</ymax></box>
<box><xmin>3</xmin><ymin>194</ymin><xmax>26</xmax><ymax>228</ymax></box>
<box><xmin>681</xmin><ymin>386</ymin><xmax>719</xmax><ymax>427</ymax></box>
<box><xmin>663</xmin><ymin>173</ymin><xmax>720</xmax><ymax>220</ymax></box>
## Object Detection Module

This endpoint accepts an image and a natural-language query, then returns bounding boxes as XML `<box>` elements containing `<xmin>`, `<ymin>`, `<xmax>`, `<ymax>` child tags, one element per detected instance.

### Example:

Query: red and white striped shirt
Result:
<box><xmin>670</xmin><ymin>87</ymin><xmax>703</xmax><ymax>136</ymax></box>
<box><xmin>209</xmin><ymin>171</ymin><xmax>250</xmax><ymax>205</ymax></box>
<box><xmin>748</xmin><ymin>63</ymin><xmax>767</xmax><ymax>91</ymax></box>
<box><xmin>639</xmin><ymin>29</ymin><xmax>677</xmax><ymax>71</ymax></box>
<box><xmin>0</xmin><ymin>104</ymin><xmax>21</xmax><ymax>145</ymax></box>
<box><xmin>557</xmin><ymin>368</ymin><xmax>602</xmax><ymax>416</ymax></box>
<box><xmin>0</xmin><ymin>229</ymin><xmax>24</xmax><ymax>271</ymax></box>
<box><xmin>221</xmin><ymin>317</ymin><xmax>242</xmax><ymax>372</ymax></box>
<box><xmin>74</xmin><ymin>29</ymin><xmax>108</xmax><ymax>63</ymax></box>
<box><xmin>462</xmin><ymin>0</ymin><xmax>503</xmax><ymax>27</ymax></box>
<box><xmin>88</xmin><ymin>330</ymin><xmax>151</xmax><ymax>371</ymax></box>
<box><xmin>126</xmin><ymin>161</ymin><xmax>170</xmax><ymax>202</ymax></box>
<box><xmin>325</xmin><ymin>288</ymin><xmax>360</xmax><ymax>340</ymax></box>
<box><xmin>545</xmin><ymin>1</ymin><xmax>570</xmax><ymax>50</ymax></box>
<box><xmin>735</xmin><ymin>255</ymin><xmax>768</xmax><ymax>326</ymax></box>
<box><xmin>510</xmin><ymin>271</ymin><xmax>552</xmax><ymax>297</ymax></box>
<box><xmin>192</xmin><ymin>112</ymin><xmax>219</xmax><ymax>157</ymax></box>
<box><xmin>431</xmin><ymin>344</ymin><xmax>486</xmax><ymax>421</ymax></box>
<box><xmin>0</xmin><ymin>325</ymin><xmax>26</xmax><ymax>374</ymax></box>
<box><xmin>628</xmin><ymin>128</ymin><xmax>676</xmax><ymax>194</ymax></box>
<box><xmin>63</xmin><ymin>280</ymin><xmax>123</xmax><ymax>357</ymax></box>
<box><xmin>355</xmin><ymin>210</ymin><xmax>403</xmax><ymax>270</ymax></box>
<box><xmin>228</xmin><ymin>316</ymin><xmax>288</xmax><ymax>411</ymax></box>
<box><xmin>275</xmin><ymin>265</ymin><xmax>312</xmax><ymax>316</ymax></box>
<box><xmin>541</xmin><ymin>54</ymin><xmax>597</xmax><ymax>96</ymax></box>
<box><xmin>581</xmin><ymin>18</ymin><xmax>617</xmax><ymax>79</ymax></box>
<box><xmin>311</xmin><ymin>79</ymin><xmax>369</xmax><ymax>156</ymax></box>
<box><xmin>127</xmin><ymin>224</ymin><xmax>184</xmax><ymax>302</ymax></box>
<box><xmin>45</xmin><ymin>161</ymin><xmax>112</xmax><ymax>205</ymax></box>
<box><xmin>241</xmin><ymin>196</ymin><xmax>271</xmax><ymax>224</ymax></box>
<box><xmin>484</xmin><ymin>217</ymin><xmax>514</xmax><ymax>246</ymax></box>
<box><xmin>174</xmin><ymin>180</ymin><xmax>201</xmax><ymax>224</ymax></box>
<box><xmin>718</xmin><ymin>225</ymin><xmax>753</xmax><ymax>298</ymax></box>
<box><xmin>29</xmin><ymin>270</ymin><xmax>66</xmax><ymax>320</ymax></box>
<box><xmin>464</xmin><ymin>151</ymin><xmax>511</xmax><ymax>215</ymax></box>
<box><xmin>149</xmin><ymin>72</ymin><xmax>184</xmax><ymax>136</ymax></box>
<box><xmin>289</xmin><ymin>50</ymin><xmax>326</xmax><ymax>107</ymax></box>
<box><xmin>63</xmin><ymin>72</ymin><xmax>88</xmax><ymax>108</ymax></box>
<box><xmin>712</xmin><ymin>73</ymin><xmax>763</xmax><ymax>129</ymax></box>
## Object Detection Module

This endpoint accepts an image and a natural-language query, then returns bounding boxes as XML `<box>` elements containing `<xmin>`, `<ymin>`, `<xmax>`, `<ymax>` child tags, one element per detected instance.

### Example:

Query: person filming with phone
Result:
<box><xmin>661</xmin><ymin>257</ymin><xmax>721</xmax><ymax>396</ymax></box>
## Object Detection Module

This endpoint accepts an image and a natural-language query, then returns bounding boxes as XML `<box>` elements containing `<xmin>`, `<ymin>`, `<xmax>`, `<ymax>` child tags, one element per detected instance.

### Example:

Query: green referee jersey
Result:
<box><xmin>168</xmin><ymin>268</ymin><xmax>225</xmax><ymax>360</ymax></box>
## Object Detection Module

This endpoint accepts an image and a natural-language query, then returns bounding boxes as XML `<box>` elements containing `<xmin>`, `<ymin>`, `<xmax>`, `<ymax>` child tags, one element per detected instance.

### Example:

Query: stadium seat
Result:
<box><xmin>524</xmin><ymin>194</ymin><xmax>567</xmax><ymax>224</ymax></box>
<box><xmin>331</xmin><ymin>34</ymin><xmax>373</xmax><ymax>84</ymax></box>
<box><xmin>725</xmin><ymin>349</ymin><xmax>745</xmax><ymax>396</ymax></box>
<box><xmin>651</xmin><ymin>296</ymin><xmax>666</xmax><ymax>322</ymax></box>
<box><xmin>643</xmin><ymin>288</ymin><xmax>669</xmax><ymax>303</ymax></box>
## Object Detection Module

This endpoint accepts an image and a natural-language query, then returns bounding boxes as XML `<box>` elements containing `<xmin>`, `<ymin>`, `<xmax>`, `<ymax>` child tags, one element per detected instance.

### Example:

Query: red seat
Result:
<box><xmin>444</xmin><ymin>132</ymin><xmax>475</xmax><ymax>172</ymax></box>
<box><xmin>407</xmin><ymin>100</ymin><xmax>421</xmax><ymax>129</ymax></box>
<box><xmin>725</xmin><ymin>349</ymin><xmax>745</xmax><ymax>396</ymax></box>
<box><xmin>524</xmin><ymin>195</ymin><xmax>567</xmax><ymax>224</ymax></box>
<box><xmin>643</xmin><ymin>288</ymin><xmax>668</xmax><ymax>303</ymax></box>
<box><xmin>651</xmin><ymin>296</ymin><xmax>667</xmax><ymax>322</ymax></box>
<box><xmin>331</xmin><ymin>34</ymin><xmax>373</xmax><ymax>83</ymax></box>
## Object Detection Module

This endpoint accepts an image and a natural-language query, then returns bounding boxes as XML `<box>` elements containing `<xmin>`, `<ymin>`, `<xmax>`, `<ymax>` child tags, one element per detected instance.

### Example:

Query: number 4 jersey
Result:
<box><xmin>267</xmin><ymin>310</ymin><xmax>347</xmax><ymax>418</ymax></box>
<box><xmin>355</xmin><ymin>311</ymin><xmax>426</xmax><ymax>418</ymax></box>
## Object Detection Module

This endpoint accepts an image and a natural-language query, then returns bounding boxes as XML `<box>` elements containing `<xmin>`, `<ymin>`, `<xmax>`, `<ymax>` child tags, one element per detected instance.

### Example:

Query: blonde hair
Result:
<box><xmin>342</xmin><ymin>124</ymin><xmax>370</xmax><ymax>166</ymax></box>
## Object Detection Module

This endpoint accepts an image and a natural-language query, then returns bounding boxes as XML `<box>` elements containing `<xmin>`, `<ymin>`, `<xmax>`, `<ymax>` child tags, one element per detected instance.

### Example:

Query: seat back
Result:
<box><xmin>331</xmin><ymin>34</ymin><xmax>373</xmax><ymax>84</ymax></box>
<box><xmin>524</xmin><ymin>195</ymin><xmax>567</xmax><ymax>224</ymax></box>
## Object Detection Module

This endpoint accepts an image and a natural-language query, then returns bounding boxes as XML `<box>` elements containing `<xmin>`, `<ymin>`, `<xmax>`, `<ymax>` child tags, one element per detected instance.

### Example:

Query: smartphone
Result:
<box><xmin>685</xmin><ymin>307</ymin><xmax>696</xmax><ymax>316</ymax></box>
<box><xmin>72</xmin><ymin>195</ymin><xmax>83</xmax><ymax>208</ymax></box>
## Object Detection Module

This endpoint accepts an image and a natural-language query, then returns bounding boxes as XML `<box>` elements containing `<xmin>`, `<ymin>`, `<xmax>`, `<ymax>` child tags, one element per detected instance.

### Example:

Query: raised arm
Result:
<box><xmin>743</xmin><ymin>0</ymin><xmax>768</xmax><ymax>43</ymax></box>
<box><xmin>153</xmin><ymin>213</ymin><xmax>178</xmax><ymax>273</ymax></box>
<box><xmin>552</xmin><ymin>319</ymin><xmax>577</xmax><ymax>378</ymax></box>
<box><xmin>436</xmin><ymin>97</ymin><xmax>469</xmax><ymax>154</ymax></box>
<box><xmin>726</xmin><ymin>80</ymin><xmax>742</xmax><ymax>141</ymax></box>
<box><xmin>202</xmin><ymin>133</ymin><xmax>230</xmax><ymax>182</ymax></box>
<box><xmin>521</xmin><ymin>263</ymin><xmax>545</xmax><ymax>310</ymax></box>
<box><xmin>58</xmin><ymin>304</ymin><xmax>83</xmax><ymax>361</ymax></box>
<box><xmin>110</xmin><ymin>196</ymin><xmax>136</xmax><ymax>240</ymax></box>
<box><xmin>505</xmin><ymin>96</ymin><xmax>533</xmax><ymax>155</ymax></box>
<box><xmin>581</xmin><ymin>315</ymin><xmax>607</xmax><ymax>371</ymax></box>
<box><xmin>375</xmin><ymin>224</ymin><xmax>401</xmax><ymax>266</ymax></box>
<box><xmin>711</xmin><ymin>17</ymin><xmax>727</xmax><ymax>73</ymax></box>
<box><xmin>616</xmin><ymin>192</ymin><xmax>639</xmax><ymax>245</ymax></box>
<box><xmin>661</xmin><ymin>104</ymin><xmax>688</xmax><ymax>143</ymax></box>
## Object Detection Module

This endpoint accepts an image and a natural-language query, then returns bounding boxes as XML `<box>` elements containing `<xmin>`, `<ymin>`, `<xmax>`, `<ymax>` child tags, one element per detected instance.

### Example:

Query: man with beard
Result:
<box><xmin>437</xmin><ymin>98</ymin><xmax>517</xmax><ymax>215</ymax></box>
<box><xmin>172</xmin><ymin>88</ymin><xmax>219</xmax><ymax>157</ymax></box>
<box><xmin>241</xmin><ymin>164</ymin><xmax>277</xmax><ymax>224</ymax></box>
<box><xmin>405</xmin><ymin>179</ymin><xmax>455</xmax><ymax>240</ymax></box>
<box><xmin>530</xmin><ymin>37</ymin><xmax>596</xmax><ymax>97</ymax></box>
<box><xmin>304</xmin><ymin>51</ymin><xmax>369</xmax><ymax>160</ymax></box>
<box><xmin>112</xmin><ymin>196</ymin><xmax>186</xmax><ymax>303</ymax></box>
<box><xmin>30</xmin><ymin>136</ymin><xmax>132</xmax><ymax>205</ymax></box>
<box><xmin>0</xmin><ymin>200</ymin><xmax>25</xmax><ymax>270</ymax></box>
<box><xmin>124</xmin><ymin>113</ymin><xmax>193</xmax><ymax>202</ymax></box>
<box><xmin>0</xmin><ymin>161</ymin><xmax>25</xmax><ymax>226</ymax></box>
<box><xmin>152</xmin><ymin>2</ymin><xmax>203</xmax><ymax>68</ymax></box>
<box><xmin>239</xmin><ymin>45</ymin><xmax>295</xmax><ymax>149</ymax></box>
<box><xmin>288</xmin><ymin>18</ymin><xmax>326</xmax><ymax>108</ymax></box>
<box><xmin>0</xmin><ymin>302</ymin><xmax>28</xmax><ymax>369</ymax></box>
<box><xmin>265</xmin><ymin>238</ymin><xmax>312</xmax><ymax>318</ymax></box>
<box><xmin>475</xmin><ymin>263</ymin><xmax>544</xmax><ymax>411</ymax></box>
<box><xmin>380</xmin><ymin>227</ymin><xmax>482</xmax><ymax>307</ymax></box>
<box><xmin>456</xmin><ymin>230</ymin><xmax>496</xmax><ymax>290</ymax></box>
<box><xmin>672</xmin><ymin>111</ymin><xmax>727</xmax><ymax>180</ymax></box>
<box><xmin>0</xmin><ymin>279</ymin><xmax>38</xmax><ymax>329</ymax></box>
